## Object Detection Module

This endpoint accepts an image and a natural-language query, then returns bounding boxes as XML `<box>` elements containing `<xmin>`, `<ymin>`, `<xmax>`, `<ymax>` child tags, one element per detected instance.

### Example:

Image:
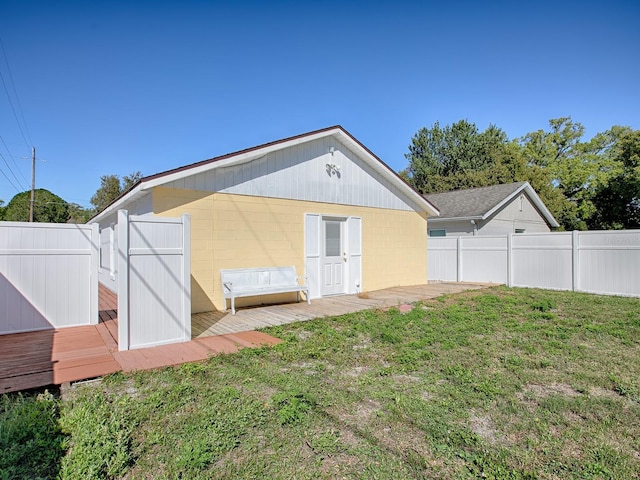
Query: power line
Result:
<box><xmin>0</xmin><ymin>133</ymin><xmax>29</xmax><ymax>188</ymax></box>
<box><xmin>0</xmin><ymin>37</ymin><xmax>32</xmax><ymax>150</ymax></box>
<box><xmin>0</xmin><ymin>38</ymin><xmax>33</xmax><ymax>146</ymax></box>
<box><xmin>0</xmin><ymin>150</ymin><xmax>26</xmax><ymax>190</ymax></box>
<box><xmin>0</xmin><ymin>153</ymin><xmax>21</xmax><ymax>193</ymax></box>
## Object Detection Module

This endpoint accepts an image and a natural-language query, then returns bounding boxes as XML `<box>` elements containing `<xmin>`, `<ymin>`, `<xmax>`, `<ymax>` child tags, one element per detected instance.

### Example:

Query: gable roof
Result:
<box><xmin>424</xmin><ymin>182</ymin><xmax>559</xmax><ymax>227</ymax></box>
<box><xmin>91</xmin><ymin>126</ymin><xmax>439</xmax><ymax>223</ymax></box>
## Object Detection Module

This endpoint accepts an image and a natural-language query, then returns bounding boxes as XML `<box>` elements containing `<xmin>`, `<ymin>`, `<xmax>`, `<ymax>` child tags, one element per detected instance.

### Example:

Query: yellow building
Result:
<box><xmin>92</xmin><ymin>126</ymin><xmax>439</xmax><ymax>313</ymax></box>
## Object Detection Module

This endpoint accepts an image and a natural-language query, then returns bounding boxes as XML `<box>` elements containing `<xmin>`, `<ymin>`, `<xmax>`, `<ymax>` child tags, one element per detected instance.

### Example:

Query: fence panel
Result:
<box><xmin>511</xmin><ymin>233</ymin><xmax>574</xmax><ymax>290</ymax></box>
<box><xmin>578</xmin><ymin>231</ymin><xmax>640</xmax><ymax>296</ymax></box>
<box><xmin>427</xmin><ymin>230</ymin><xmax>639</xmax><ymax>298</ymax></box>
<box><xmin>0</xmin><ymin>222</ymin><xmax>99</xmax><ymax>334</ymax></box>
<box><xmin>118</xmin><ymin>211</ymin><xmax>191</xmax><ymax>350</ymax></box>
<box><xmin>427</xmin><ymin>237</ymin><xmax>458</xmax><ymax>281</ymax></box>
<box><xmin>460</xmin><ymin>236</ymin><xmax>508</xmax><ymax>284</ymax></box>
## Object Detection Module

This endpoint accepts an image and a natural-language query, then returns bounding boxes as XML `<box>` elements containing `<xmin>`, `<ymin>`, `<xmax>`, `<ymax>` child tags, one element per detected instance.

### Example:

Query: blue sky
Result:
<box><xmin>1</xmin><ymin>0</ymin><xmax>638</xmax><ymax>208</ymax></box>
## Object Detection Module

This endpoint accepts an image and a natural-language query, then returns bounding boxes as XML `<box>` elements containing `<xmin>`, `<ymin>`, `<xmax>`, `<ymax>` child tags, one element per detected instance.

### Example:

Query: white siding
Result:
<box><xmin>484</xmin><ymin>194</ymin><xmax>551</xmax><ymax>234</ymax></box>
<box><xmin>164</xmin><ymin>137</ymin><xmax>417</xmax><ymax>212</ymax></box>
<box><xmin>0</xmin><ymin>222</ymin><xmax>99</xmax><ymax>334</ymax></box>
<box><xmin>429</xmin><ymin>220</ymin><xmax>476</xmax><ymax>236</ymax></box>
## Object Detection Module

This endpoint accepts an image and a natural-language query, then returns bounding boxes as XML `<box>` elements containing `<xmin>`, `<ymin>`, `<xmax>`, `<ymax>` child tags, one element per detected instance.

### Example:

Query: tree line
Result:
<box><xmin>0</xmin><ymin>172</ymin><xmax>141</xmax><ymax>223</ymax></box>
<box><xmin>1</xmin><ymin>117</ymin><xmax>638</xmax><ymax>230</ymax></box>
<box><xmin>403</xmin><ymin>117</ymin><xmax>640</xmax><ymax>230</ymax></box>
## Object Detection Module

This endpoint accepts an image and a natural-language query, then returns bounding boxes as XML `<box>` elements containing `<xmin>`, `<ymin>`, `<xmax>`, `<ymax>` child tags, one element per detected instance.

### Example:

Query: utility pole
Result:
<box><xmin>29</xmin><ymin>147</ymin><xmax>35</xmax><ymax>222</ymax></box>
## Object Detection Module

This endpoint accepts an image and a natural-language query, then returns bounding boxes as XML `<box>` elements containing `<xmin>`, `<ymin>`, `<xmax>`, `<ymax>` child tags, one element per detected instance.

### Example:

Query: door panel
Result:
<box><xmin>322</xmin><ymin>219</ymin><xmax>345</xmax><ymax>295</ymax></box>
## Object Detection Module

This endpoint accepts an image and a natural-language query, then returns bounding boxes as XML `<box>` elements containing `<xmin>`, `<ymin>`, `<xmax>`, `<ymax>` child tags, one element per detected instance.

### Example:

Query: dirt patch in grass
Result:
<box><xmin>468</xmin><ymin>411</ymin><xmax>500</xmax><ymax>444</ymax></box>
<box><xmin>522</xmin><ymin>382</ymin><xmax>581</xmax><ymax>398</ymax></box>
<box><xmin>392</xmin><ymin>374</ymin><xmax>421</xmax><ymax>384</ymax></box>
<box><xmin>589</xmin><ymin>386</ymin><xmax>621</xmax><ymax>400</ymax></box>
<box><xmin>343</xmin><ymin>366</ymin><xmax>370</xmax><ymax>377</ymax></box>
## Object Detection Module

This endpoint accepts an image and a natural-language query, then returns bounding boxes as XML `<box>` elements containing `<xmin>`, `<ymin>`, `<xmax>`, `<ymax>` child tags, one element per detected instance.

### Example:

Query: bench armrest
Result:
<box><xmin>297</xmin><ymin>275</ymin><xmax>308</xmax><ymax>286</ymax></box>
<box><xmin>223</xmin><ymin>281</ymin><xmax>233</xmax><ymax>293</ymax></box>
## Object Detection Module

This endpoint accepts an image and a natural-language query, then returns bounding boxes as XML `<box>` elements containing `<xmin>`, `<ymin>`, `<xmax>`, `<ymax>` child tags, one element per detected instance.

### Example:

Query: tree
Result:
<box><xmin>404</xmin><ymin>119</ymin><xmax>584</xmax><ymax>230</ymax></box>
<box><xmin>405</xmin><ymin>120</ymin><xmax>508</xmax><ymax>193</ymax></box>
<box><xmin>90</xmin><ymin>171</ymin><xmax>142</xmax><ymax>214</ymax></box>
<box><xmin>67</xmin><ymin>203</ymin><xmax>94</xmax><ymax>224</ymax></box>
<box><xmin>0</xmin><ymin>200</ymin><xmax>5</xmax><ymax>221</ymax></box>
<box><xmin>589</xmin><ymin>130</ymin><xmax>640</xmax><ymax>229</ymax></box>
<box><xmin>519</xmin><ymin>118</ymin><xmax>629</xmax><ymax>228</ymax></box>
<box><xmin>4</xmin><ymin>189</ymin><xmax>70</xmax><ymax>223</ymax></box>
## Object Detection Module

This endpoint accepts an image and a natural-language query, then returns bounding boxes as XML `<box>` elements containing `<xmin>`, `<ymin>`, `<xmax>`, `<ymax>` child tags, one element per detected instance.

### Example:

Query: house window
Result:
<box><xmin>515</xmin><ymin>228</ymin><xmax>526</xmax><ymax>234</ymax></box>
<box><xmin>519</xmin><ymin>195</ymin><xmax>524</xmax><ymax>211</ymax></box>
<box><xmin>429</xmin><ymin>229</ymin><xmax>446</xmax><ymax>237</ymax></box>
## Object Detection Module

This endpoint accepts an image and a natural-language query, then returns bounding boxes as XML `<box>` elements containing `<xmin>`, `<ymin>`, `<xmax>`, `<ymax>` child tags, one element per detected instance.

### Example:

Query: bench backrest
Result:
<box><xmin>221</xmin><ymin>266</ymin><xmax>299</xmax><ymax>291</ymax></box>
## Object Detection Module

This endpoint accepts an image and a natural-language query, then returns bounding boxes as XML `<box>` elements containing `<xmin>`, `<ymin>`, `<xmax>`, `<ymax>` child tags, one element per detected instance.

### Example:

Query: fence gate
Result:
<box><xmin>117</xmin><ymin>210</ymin><xmax>191</xmax><ymax>350</ymax></box>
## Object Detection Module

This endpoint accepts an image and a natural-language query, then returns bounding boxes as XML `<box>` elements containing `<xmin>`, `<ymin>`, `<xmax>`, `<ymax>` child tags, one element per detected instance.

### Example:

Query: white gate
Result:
<box><xmin>0</xmin><ymin>222</ymin><xmax>99</xmax><ymax>334</ymax></box>
<box><xmin>117</xmin><ymin>210</ymin><xmax>191</xmax><ymax>350</ymax></box>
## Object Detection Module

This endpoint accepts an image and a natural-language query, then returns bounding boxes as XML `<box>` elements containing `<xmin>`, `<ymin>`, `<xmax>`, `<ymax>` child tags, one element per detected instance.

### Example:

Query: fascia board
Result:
<box><xmin>428</xmin><ymin>216</ymin><xmax>483</xmax><ymax>222</ymax></box>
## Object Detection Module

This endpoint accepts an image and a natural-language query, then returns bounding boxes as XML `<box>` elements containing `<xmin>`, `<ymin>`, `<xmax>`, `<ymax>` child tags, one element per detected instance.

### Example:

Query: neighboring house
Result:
<box><xmin>424</xmin><ymin>182</ymin><xmax>559</xmax><ymax>237</ymax></box>
<box><xmin>91</xmin><ymin>126</ymin><xmax>439</xmax><ymax>313</ymax></box>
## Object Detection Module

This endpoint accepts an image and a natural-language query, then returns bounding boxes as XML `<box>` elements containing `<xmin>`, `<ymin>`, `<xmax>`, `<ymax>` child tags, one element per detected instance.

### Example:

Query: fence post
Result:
<box><xmin>456</xmin><ymin>236</ymin><xmax>463</xmax><ymax>282</ymax></box>
<box><xmin>181</xmin><ymin>214</ymin><xmax>191</xmax><ymax>342</ymax></box>
<box><xmin>89</xmin><ymin>223</ymin><xmax>100</xmax><ymax>325</ymax></box>
<box><xmin>572</xmin><ymin>230</ymin><xmax>579</xmax><ymax>292</ymax></box>
<box><xmin>117</xmin><ymin>210</ymin><xmax>130</xmax><ymax>351</ymax></box>
<box><xmin>506</xmin><ymin>233</ymin><xmax>513</xmax><ymax>287</ymax></box>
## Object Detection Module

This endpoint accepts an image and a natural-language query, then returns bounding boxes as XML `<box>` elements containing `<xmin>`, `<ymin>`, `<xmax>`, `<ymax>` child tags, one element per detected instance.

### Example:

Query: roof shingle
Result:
<box><xmin>424</xmin><ymin>182</ymin><xmax>528</xmax><ymax>219</ymax></box>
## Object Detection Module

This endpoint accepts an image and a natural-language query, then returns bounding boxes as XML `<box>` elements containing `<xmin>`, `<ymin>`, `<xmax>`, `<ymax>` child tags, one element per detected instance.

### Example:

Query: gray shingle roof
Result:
<box><xmin>424</xmin><ymin>182</ymin><xmax>528</xmax><ymax>219</ymax></box>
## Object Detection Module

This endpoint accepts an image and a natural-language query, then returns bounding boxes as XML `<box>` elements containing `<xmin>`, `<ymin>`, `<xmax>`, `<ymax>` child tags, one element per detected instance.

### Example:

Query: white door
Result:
<box><xmin>322</xmin><ymin>218</ymin><xmax>345</xmax><ymax>296</ymax></box>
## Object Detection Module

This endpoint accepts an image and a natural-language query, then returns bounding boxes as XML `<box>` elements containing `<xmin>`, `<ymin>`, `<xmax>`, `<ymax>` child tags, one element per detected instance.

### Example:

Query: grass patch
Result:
<box><xmin>2</xmin><ymin>286</ymin><xmax>639</xmax><ymax>478</ymax></box>
<box><xmin>0</xmin><ymin>390</ymin><xmax>65</xmax><ymax>479</ymax></box>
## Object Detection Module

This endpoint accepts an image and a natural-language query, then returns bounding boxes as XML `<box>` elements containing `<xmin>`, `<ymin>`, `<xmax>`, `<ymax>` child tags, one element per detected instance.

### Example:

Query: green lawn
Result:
<box><xmin>2</xmin><ymin>286</ymin><xmax>640</xmax><ymax>479</ymax></box>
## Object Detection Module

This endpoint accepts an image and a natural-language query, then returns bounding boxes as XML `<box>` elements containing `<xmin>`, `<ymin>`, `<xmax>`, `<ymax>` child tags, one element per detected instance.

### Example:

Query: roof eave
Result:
<box><xmin>428</xmin><ymin>215</ymin><xmax>483</xmax><ymax>222</ymax></box>
<box><xmin>91</xmin><ymin>126</ymin><xmax>440</xmax><ymax>219</ymax></box>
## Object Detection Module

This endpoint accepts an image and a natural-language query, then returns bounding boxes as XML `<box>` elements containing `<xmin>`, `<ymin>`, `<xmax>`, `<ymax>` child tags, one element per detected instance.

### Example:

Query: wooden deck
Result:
<box><xmin>0</xmin><ymin>285</ymin><xmax>282</xmax><ymax>394</ymax></box>
<box><xmin>192</xmin><ymin>282</ymin><xmax>491</xmax><ymax>337</ymax></box>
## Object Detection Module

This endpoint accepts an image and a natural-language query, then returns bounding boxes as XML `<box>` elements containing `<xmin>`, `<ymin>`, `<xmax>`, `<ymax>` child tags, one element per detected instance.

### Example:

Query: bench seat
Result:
<box><xmin>221</xmin><ymin>266</ymin><xmax>310</xmax><ymax>315</ymax></box>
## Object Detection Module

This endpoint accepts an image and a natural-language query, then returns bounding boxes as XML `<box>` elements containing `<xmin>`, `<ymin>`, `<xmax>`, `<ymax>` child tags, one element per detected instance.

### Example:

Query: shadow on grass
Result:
<box><xmin>0</xmin><ymin>386</ymin><xmax>66</xmax><ymax>480</ymax></box>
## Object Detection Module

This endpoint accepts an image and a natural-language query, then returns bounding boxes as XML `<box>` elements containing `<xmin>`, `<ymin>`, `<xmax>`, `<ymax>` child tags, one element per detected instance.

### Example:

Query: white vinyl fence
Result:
<box><xmin>116</xmin><ymin>211</ymin><xmax>191</xmax><ymax>350</ymax></box>
<box><xmin>428</xmin><ymin>230</ymin><xmax>640</xmax><ymax>297</ymax></box>
<box><xmin>0</xmin><ymin>222</ymin><xmax>99</xmax><ymax>334</ymax></box>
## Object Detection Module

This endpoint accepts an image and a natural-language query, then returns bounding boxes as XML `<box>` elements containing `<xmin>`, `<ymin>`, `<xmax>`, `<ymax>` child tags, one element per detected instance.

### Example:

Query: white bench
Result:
<box><xmin>221</xmin><ymin>266</ymin><xmax>310</xmax><ymax>315</ymax></box>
